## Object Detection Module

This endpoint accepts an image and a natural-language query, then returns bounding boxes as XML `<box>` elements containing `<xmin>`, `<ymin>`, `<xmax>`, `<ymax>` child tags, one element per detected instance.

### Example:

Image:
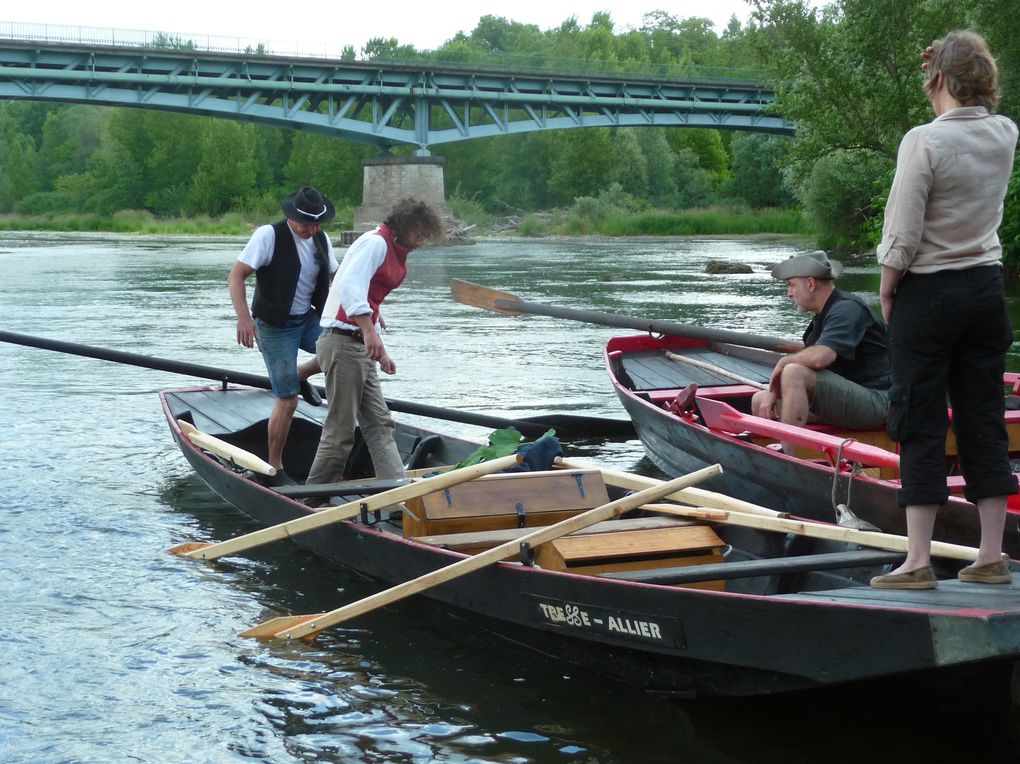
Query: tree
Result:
<box><xmin>607</xmin><ymin>128</ymin><xmax>649</xmax><ymax>199</ymax></box>
<box><xmin>727</xmin><ymin>132</ymin><xmax>796</xmax><ymax>208</ymax></box>
<box><xmin>185</xmin><ymin>121</ymin><xmax>259</xmax><ymax>216</ymax></box>
<box><xmin>547</xmin><ymin>128</ymin><xmax>615</xmax><ymax>204</ymax></box>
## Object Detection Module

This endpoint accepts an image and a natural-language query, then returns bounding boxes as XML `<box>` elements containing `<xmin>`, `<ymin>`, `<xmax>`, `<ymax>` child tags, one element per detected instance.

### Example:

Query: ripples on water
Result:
<box><xmin>2</xmin><ymin>232</ymin><xmax>1018</xmax><ymax>762</ymax></box>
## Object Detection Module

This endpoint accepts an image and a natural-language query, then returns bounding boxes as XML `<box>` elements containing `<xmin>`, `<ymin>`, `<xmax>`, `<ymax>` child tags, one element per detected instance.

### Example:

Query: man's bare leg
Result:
<box><xmin>267</xmin><ymin>395</ymin><xmax>299</xmax><ymax>470</ymax></box>
<box><xmin>777</xmin><ymin>363</ymin><xmax>815</xmax><ymax>454</ymax></box>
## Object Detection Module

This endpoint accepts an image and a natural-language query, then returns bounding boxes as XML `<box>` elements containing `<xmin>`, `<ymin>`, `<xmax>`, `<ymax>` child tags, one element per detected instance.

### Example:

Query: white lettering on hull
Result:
<box><xmin>536</xmin><ymin>599</ymin><xmax>666</xmax><ymax>643</ymax></box>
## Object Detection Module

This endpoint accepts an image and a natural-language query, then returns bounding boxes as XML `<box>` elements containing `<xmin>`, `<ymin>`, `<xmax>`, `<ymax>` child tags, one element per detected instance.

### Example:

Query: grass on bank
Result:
<box><xmin>0</xmin><ymin>201</ymin><xmax>811</xmax><ymax>239</ymax></box>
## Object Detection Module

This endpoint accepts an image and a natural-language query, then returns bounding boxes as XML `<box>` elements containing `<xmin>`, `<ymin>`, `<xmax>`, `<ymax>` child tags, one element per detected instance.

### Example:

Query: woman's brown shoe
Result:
<box><xmin>958</xmin><ymin>555</ymin><xmax>1012</xmax><ymax>584</ymax></box>
<box><xmin>870</xmin><ymin>566</ymin><xmax>937</xmax><ymax>590</ymax></box>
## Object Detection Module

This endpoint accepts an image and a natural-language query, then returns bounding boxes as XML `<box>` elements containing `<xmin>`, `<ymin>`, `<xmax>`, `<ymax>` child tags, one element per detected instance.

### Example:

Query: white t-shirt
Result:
<box><xmin>238</xmin><ymin>223</ymin><xmax>339</xmax><ymax>315</ymax></box>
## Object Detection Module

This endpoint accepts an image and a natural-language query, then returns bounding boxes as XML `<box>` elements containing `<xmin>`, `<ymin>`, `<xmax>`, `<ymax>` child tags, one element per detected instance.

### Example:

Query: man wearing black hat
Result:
<box><xmin>228</xmin><ymin>186</ymin><xmax>338</xmax><ymax>474</ymax></box>
<box><xmin>751</xmin><ymin>251</ymin><xmax>890</xmax><ymax>450</ymax></box>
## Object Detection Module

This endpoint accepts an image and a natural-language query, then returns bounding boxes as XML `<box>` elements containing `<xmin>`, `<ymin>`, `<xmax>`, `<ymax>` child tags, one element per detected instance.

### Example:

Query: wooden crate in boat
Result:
<box><xmin>402</xmin><ymin>468</ymin><xmax>609</xmax><ymax>537</ymax></box>
<box><xmin>535</xmin><ymin>525</ymin><xmax>727</xmax><ymax>591</ymax></box>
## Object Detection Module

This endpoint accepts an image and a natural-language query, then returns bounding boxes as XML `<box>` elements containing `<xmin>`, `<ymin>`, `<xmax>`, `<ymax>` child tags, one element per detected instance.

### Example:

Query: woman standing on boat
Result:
<box><xmin>871</xmin><ymin>31</ymin><xmax>1018</xmax><ymax>589</ymax></box>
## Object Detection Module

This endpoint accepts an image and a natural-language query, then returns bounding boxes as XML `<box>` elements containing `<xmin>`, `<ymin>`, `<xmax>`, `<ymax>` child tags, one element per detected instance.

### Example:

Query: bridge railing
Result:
<box><xmin>0</xmin><ymin>20</ymin><xmax>770</xmax><ymax>86</ymax></box>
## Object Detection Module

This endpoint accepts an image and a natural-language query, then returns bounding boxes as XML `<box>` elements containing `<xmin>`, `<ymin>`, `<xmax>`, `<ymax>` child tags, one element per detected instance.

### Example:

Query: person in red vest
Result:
<box><xmin>228</xmin><ymin>186</ymin><xmax>337</xmax><ymax>475</ymax></box>
<box><xmin>305</xmin><ymin>197</ymin><xmax>444</xmax><ymax>488</ymax></box>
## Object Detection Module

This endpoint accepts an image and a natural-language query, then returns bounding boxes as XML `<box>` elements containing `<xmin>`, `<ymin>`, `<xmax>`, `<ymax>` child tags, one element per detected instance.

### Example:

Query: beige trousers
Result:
<box><xmin>305</xmin><ymin>332</ymin><xmax>404</xmax><ymax>484</ymax></box>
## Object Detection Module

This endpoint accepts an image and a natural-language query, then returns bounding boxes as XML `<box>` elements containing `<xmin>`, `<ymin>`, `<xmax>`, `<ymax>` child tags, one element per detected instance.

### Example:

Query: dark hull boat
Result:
<box><xmin>606</xmin><ymin>332</ymin><xmax>1020</xmax><ymax>557</ymax></box>
<box><xmin>163</xmin><ymin>384</ymin><xmax>1020</xmax><ymax>699</ymax></box>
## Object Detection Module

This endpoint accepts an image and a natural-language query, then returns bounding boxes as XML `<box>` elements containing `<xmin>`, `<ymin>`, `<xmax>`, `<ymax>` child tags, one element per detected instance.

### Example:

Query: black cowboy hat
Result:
<box><xmin>281</xmin><ymin>186</ymin><xmax>336</xmax><ymax>224</ymax></box>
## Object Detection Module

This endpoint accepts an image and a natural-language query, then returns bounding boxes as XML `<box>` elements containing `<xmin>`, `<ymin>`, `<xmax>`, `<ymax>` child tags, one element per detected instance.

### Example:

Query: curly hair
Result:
<box><xmin>383</xmin><ymin>197</ymin><xmax>445</xmax><ymax>244</ymax></box>
<box><xmin>923</xmin><ymin>30</ymin><xmax>1001</xmax><ymax>111</ymax></box>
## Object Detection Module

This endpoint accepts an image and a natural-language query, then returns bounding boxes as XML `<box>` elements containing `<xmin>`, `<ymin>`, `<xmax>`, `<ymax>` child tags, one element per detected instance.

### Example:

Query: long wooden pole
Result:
<box><xmin>554</xmin><ymin>457</ymin><xmax>788</xmax><ymax>518</ymax></box>
<box><xmin>645</xmin><ymin>504</ymin><xmax>981</xmax><ymax>562</ymax></box>
<box><xmin>239</xmin><ymin>463</ymin><xmax>724</xmax><ymax>641</ymax></box>
<box><xmin>169</xmin><ymin>453</ymin><xmax>522</xmax><ymax>559</ymax></box>
<box><xmin>450</xmin><ymin>279</ymin><xmax>804</xmax><ymax>354</ymax></box>
<box><xmin>665</xmin><ymin>351</ymin><xmax>768</xmax><ymax>390</ymax></box>
<box><xmin>0</xmin><ymin>329</ymin><xmax>630</xmax><ymax>439</ymax></box>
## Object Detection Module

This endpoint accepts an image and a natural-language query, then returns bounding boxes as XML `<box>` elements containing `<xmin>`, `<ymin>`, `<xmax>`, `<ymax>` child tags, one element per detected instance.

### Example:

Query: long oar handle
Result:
<box><xmin>645</xmin><ymin>504</ymin><xmax>981</xmax><ymax>561</ymax></box>
<box><xmin>0</xmin><ymin>329</ymin><xmax>607</xmax><ymax>438</ymax></box>
<box><xmin>555</xmin><ymin>458</ymin><xmax>787</xmax><ymax>518</ymax></box>
<box><xmin>240</xmin><ymin>463</ymin><xmax>724</xmax><ymax>641</ymax></box>
<box><xmin>665</xmin><ymin>351</ymin><xmax>768</xmax><ymax>390</ymax></box>
<box><xmin>174</xmin><ymin>453</ymin><xmax>522</xmax><ymax>560</ymax></box>
<box><xmin>449</xmin><ymin>280</ymin><xmax>804</xmax><ymax>354</ymax></box>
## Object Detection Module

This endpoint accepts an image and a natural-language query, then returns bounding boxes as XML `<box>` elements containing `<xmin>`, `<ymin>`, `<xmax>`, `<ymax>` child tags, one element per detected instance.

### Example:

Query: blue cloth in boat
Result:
<box><xmin>509</xmin><ymin>434</ymin><xmax>564</xmax><ymax>472</ymax></box>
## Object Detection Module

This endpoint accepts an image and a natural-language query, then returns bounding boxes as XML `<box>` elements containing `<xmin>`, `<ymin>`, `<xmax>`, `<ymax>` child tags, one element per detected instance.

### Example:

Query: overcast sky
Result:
<box><xmin>3</xmin><ymin>2</ymin><xmax>760</xmax><ymax>55</ymax></box>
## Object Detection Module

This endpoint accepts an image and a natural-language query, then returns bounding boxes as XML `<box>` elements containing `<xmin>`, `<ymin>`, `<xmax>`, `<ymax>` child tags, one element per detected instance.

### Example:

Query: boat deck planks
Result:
<box><xmin>165</xmin><ymin>388</ymin><xmax>325</xmax><ymax>435</ymax></box>
<box><xmin>622</xmin><ymin>348</ymin><xmax>771</xmax><ymax>392</ymax></box>
<box><xmin>776</xmin><ymin>576</ymin><xmax>1020</xmax><ymax>611</ymax></box>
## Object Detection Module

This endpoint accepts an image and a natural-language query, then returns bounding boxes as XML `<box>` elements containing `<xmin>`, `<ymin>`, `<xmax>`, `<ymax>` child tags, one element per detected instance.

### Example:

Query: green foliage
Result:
<box><xmin>0</xmin><ymin>11</ymin><xmax>804</xmax><ymax>235</ymax></box>
<box><xmin>447</xmin><ymin>194</ymin><xmax>495</xmax><ymax>227</ymax></box>
<box><xmin>726</xmin><ymin>133</ymin><xmax>797</xmax><ymax>208</ymax></box>
<box><xmin>800</xmin><ymin>149</ymin><xmax>892</xmax><ymax>250</ymax></box>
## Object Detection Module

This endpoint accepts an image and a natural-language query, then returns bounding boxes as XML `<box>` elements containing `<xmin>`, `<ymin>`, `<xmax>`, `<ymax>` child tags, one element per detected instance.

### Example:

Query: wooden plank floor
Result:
<box><xmin>165</xmin><ymin>388</ymin><xmax>326</xmax><ymax>436</ymax></box>
<box><xmin>775</xmin><ymin>576</ymin><xmax>1020</xmax><ymax>612</ymax></box>
<box><xmin>622</xmin><ymin>348</ymin><xmax>772</xmax><ymax>392</ymax></box>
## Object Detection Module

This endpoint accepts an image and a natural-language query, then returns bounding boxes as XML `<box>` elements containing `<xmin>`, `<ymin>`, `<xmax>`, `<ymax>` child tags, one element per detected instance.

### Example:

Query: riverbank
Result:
<box><xmin>0</xmin><ymin>204</ymin><xmax>814</xmax><ymax>240</ymax></box>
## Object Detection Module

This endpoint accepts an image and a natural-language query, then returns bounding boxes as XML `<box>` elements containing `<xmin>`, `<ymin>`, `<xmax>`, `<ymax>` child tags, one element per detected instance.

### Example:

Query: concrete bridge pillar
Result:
<box><xmin>353</xmin><ymin>156</ymin><xmax>447</xmax><ymax>234</ymax></box>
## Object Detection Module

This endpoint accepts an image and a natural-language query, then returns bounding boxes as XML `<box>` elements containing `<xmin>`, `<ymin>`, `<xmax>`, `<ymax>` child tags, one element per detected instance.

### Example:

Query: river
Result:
<box><xmin>1</xmin><ymin>231</ymin><xmax>1018</xmax><ymax>762</ymax></box>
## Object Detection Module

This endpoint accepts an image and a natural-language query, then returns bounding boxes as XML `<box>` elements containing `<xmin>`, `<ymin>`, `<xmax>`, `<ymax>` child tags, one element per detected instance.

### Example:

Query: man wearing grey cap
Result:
<box><xmin>751</xmin><ymin>251</ymin><xmax>890</xmax><ymax>450</ymax></box>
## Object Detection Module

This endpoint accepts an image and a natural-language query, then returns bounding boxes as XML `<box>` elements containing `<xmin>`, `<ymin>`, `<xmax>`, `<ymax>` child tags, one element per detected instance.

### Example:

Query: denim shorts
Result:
<box><xmin>255</xmin><ymin>310</ymin><xmax>322</xmax><ymax>398</ymax></box>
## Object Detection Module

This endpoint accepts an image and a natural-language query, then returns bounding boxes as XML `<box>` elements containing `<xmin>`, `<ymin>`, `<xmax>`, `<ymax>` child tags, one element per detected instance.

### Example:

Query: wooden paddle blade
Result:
<box><xmin>239</xmin><ymin>613</ymin><xmax>329</xmax><ymax>641</ymax></box>
<box><xmin>168</xmin><ymin>541</ymin><xmax>212</xmax><ymax>556</ymax></box>
<box><xmin>450</xmin><ymin>279</ymin><xmax>524</xmax><ymax>316</ymax></box>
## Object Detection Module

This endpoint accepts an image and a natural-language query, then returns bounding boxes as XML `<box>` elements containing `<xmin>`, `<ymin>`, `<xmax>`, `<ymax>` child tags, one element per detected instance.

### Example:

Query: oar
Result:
<box><xmin>554</xmin><ymin>457</ymin><xmax>787</xmax><ymax>518</ymax></box>
<box><xmin>696</xmin><ymin>396</ymin><xmax>901</xmax><ymax>470</ymax></box>
<box><xmin>644</xmin><ymin>504</ymin><xmax>982</xmax><ymax>562</ymax></box>
<box><xmin>169</xmin><ymin>453</ymin><xmax>522</xmax><ymax>559</ymax></box>
<box><xmin>0</xmin><ymin>329</ymin><xmax>630</xmax><ymax>439</ymax></box>
<box><xmin>240</xmin><ymin>463</ymin><xmax>723</xmax><ymax>641</ymax></box>
<box><xmin>450</xmin><ymin>279</ymin><xmax>805</xmax><ymax>354</ymax></box>
<box><xmin>177</xmin><ymin>420</ymin><xmax>276</xmax><ymax>476</ymax></box>
<box><xmin>665</xmin><ymin>351</ymin><xmax>768</xmax><ymax>390</ymax></box>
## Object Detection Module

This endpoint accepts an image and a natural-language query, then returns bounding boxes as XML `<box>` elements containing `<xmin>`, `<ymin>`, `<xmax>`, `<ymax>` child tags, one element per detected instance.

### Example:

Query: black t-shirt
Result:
<box><xmin>802</xmin><ymin>289</ymin><xmax>891</xmax><ymax>390</ymax></box>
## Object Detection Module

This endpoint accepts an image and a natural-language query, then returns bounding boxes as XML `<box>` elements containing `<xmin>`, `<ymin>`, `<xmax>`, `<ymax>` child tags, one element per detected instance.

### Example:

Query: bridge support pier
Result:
<box><xmin>353</xmin><ymin>156</ymin><xmax>447</xmax><ymax>235</ymax></box>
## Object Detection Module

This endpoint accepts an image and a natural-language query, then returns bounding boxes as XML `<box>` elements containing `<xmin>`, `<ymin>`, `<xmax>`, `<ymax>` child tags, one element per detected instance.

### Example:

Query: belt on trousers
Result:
<box><xmin>323</xmin><ymin>326</ymin><xmax>363</xmax><ymax>342</ymax></box>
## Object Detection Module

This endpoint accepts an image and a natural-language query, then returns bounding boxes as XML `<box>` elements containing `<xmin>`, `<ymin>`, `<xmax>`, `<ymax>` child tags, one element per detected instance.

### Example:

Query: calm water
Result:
<box><xmin>2</xmin><ymin>232</ymin><xmax>1019</xmax><ymax>763</ymax></box>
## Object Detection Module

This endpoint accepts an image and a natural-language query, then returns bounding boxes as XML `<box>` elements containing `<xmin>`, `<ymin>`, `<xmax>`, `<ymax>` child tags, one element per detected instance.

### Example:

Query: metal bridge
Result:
<box><xmin>0</xmin><ymin>36</ymin><xmax>794</xmax><ymax>156</ymax></box>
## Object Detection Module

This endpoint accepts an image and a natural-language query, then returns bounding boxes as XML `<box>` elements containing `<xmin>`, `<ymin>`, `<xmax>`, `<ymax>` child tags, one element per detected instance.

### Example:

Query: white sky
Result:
<box><xmin>4</xmin><ymin>3</ymin><xmax>759</xmax><ymax>55</ymax></box>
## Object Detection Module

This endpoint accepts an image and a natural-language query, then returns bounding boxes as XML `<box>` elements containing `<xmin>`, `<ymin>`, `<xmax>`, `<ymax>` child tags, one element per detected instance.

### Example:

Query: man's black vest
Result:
<box><xmin>251</xmin><ymin>220</ymin><xmax>331</xmax><ymax>328</ymax></box>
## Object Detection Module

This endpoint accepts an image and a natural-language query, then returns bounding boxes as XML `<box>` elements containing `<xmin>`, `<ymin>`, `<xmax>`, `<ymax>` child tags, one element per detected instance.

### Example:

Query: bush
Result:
<box><xmin>447</xmin><ymin>195</ymin><xmax>494</xmax><ymax>227</ymax></box>
<box><xmin>14</xmin><ymin>191</ymin><xmax>78</xmax><ymax>216</ymax></box>
<box><xmin>800</xmin><ymin>150</ymin><xmax>892</xmax><ymax>251</ymax></box>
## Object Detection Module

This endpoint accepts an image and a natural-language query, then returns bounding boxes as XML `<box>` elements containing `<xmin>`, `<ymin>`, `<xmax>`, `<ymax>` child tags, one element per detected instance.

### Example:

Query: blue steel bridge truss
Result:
<box><xmin>0</xmin><ymin>40</ymin><xmax>794</xmax><ymax>154</ymax></box>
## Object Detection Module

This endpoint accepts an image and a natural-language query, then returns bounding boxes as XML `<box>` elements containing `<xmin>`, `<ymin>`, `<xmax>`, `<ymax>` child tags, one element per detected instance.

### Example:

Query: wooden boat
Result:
<box><xmin>163</xmin><ymin>383</ymin><xmax>1020</xmax><ymax>699</ymax></box>
<box><xmin>605</xmin><ymin>332</ymin><xmax>1020</xmax><ymax>556</ymax></box>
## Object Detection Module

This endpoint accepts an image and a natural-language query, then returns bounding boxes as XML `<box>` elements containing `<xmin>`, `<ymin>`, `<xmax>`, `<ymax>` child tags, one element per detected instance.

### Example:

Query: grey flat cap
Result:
<box><xmin>771</xmin><ymin>251</ymin><xmax>843</xmax><ymax>280</ymax></box>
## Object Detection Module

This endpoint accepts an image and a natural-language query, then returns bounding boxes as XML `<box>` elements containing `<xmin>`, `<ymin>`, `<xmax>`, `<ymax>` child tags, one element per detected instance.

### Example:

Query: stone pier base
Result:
<box><xmin>353</xmin><ymin>156</ymin><xmax>447</xmax><ymax>234</ymax></box>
